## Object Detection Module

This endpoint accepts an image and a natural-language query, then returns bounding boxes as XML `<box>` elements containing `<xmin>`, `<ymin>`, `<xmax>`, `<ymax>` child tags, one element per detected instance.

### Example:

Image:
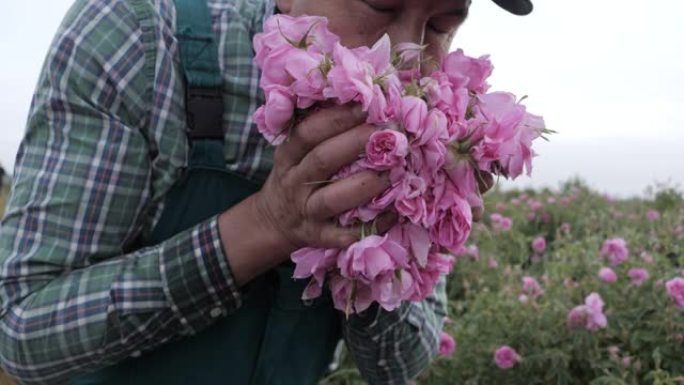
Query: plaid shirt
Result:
<box><xmin>0</xmin><ymin>0</ymin><xmax>447</xmax><ymax>384</ymax></box>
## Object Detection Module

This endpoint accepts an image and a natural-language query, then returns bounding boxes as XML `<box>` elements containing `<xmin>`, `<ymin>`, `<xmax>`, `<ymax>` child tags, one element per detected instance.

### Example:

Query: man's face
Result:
<box><xmin>276</xmin><ymin>0</ymin><xmax>470</xmax><ymax>74</ymax></box>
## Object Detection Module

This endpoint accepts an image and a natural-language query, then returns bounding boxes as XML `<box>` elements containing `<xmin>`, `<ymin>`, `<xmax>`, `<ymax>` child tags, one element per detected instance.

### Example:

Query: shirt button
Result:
<box><xmin>377</xmin><ymin>359</ymin><xmax>387</xmax><ymax>367</ymax></box>
<box><xmin>210</xmin><ymin>307</ymin><xmax>222</xmax><ymax>318</ymax></box>
<box><xmin>131</xmin><ymin>350</ymin><xmax>142</xmax><ymax>358</ymax></box>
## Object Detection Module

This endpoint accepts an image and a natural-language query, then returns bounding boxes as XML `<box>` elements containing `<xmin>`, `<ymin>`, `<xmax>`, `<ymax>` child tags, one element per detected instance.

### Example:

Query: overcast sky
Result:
<box><xmin>1</xmin><ymin>0</ymin><xmax>682</xmax><ymax>197</ymax></box>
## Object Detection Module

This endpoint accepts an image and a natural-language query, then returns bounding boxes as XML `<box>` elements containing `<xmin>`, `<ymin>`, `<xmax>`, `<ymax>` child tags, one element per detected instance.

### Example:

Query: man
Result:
<box><xmin>0</xmin><ymin>0</ymin><xmax>532</xmax><ymax>384</ymax></box>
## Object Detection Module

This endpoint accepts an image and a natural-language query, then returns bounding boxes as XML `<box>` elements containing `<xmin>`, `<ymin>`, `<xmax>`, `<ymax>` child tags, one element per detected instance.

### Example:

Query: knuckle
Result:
<box><xmin>305</xmin><ymin>194</ymin><xmax>327</xmax><ymax>219</ymax></box>
<box><xmin>317</xmin><ymin>197</ymin><xmax>334</xmax><ymax>219</ymax></box>
<box><xmin>307</xmin><ymin>150</ymin><xmax>329</xmax><ymax>177</ymax></box>
<box><xmin>329</xmin><ymin>113</ymin><xmax>350</xmax><ymax>133</ymax></box>
<box><xmin>358</xmin><ymin>171</ymin><xmax>387</xmax><ymax>193</ymax></box>
<box><xmin>354</xmin><ymin>125</ymin><xmax>374</xmax><ymax>151</ymax></box>
<box><xmin>291</xmin><ymin>119</ymin><xmax>317</xmax><ymax>149</ymax></box>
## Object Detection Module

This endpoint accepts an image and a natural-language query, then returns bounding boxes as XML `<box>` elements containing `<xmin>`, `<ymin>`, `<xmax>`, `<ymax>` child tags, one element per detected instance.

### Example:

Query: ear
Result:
<box><xmin>275</xmin><ymin>0</ymin><xmax>294</xmax><ymax>14</ymax></box>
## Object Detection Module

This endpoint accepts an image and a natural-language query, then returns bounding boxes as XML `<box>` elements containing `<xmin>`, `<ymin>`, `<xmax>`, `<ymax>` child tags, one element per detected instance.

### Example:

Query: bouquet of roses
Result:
<box><xmin>253</xmin><ymin>14</ymin><xmax>548</xmax><ymax>315</ymax></box>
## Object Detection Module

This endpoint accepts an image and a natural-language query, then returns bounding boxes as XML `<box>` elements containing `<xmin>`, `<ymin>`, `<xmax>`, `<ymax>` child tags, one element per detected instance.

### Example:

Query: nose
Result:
<box><xmin>384</xmin><ymin>13</ymin><xmax>436</xmax><ymax>76</ymax></box>
<box><xmin>386</xmin><ymin>13</ymin><xmax>426</xmax><ymax>48</ymax></box>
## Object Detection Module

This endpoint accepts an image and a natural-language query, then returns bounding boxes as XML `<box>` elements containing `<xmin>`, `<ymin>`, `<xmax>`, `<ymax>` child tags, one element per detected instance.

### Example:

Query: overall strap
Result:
<box><xmin>175</xmin><ymin>0</ymin><xmax>224</xmax><ymax>139</ymax></box>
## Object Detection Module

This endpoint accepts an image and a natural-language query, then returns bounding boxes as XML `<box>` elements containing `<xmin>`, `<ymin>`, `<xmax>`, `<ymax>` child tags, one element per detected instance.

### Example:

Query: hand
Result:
<box><xmin>221</xmin><ymin>104</ymin><xmax>396</xmax><ymax>285</ymax></box>
<box><xmin>254</xmin><ymin>104</ymin><xmax>395</xmax><ymax>253</ymax></box>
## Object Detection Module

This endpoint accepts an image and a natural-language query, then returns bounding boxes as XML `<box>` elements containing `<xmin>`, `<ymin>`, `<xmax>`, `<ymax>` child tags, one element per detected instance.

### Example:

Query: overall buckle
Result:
<box><xmin>185</xmin><ymin>86</ymin><xmax>224</xmax><ymax>139</ymax></box>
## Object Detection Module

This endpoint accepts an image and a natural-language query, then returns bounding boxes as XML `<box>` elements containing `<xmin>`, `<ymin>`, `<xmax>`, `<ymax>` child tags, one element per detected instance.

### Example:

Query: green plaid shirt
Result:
<box><xmin>0</xmin><ymin>0</ymin><xmax>447</xmax><ymax>384</ymax></box>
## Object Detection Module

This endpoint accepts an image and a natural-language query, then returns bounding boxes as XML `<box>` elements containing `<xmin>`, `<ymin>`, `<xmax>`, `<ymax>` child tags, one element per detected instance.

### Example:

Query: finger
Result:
<box><xmin>280</xmin><ymin>104</ymin><xmax>367</xmax><ymax>164</ymax></box>
<box><xmin>315</xmin><ymin>223</ymin><xmax>362</xmax><ymax>249</ymax></box>
<box><xmin>476</xmin><ymin>171</ymin><xmax>494</xmax><ymax>194</ymax></box>
<box><xmin>306</xmin><ymin>170</ymin><xmax>391</xmax><ymax>220</ymax></box>
<box><xmin>296</xmin><ymin>123</ymin><xmax>376</xmax><ymax>182</ymax></box>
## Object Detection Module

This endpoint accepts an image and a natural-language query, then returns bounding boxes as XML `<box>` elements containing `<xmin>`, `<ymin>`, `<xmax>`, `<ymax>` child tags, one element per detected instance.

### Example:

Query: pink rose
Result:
<box><xmin>470</xmin><ymin>92</ymin><xmax>542</xmax><ymax>178</ymax></box>
<box><xmin>665</xmin><ymin>277</ymin><xmax>684</xmax><ymax>309</ymax></box>
<box><xmin>337</xmin><ymin>234</ymin><xmax>409</xmax><ymax>282</ymax></box>
<box><xmin>400</xmin><ymin>95</ymin><xmax>428</xmax><ymax>136</ymax></box>
<box><xmin>394</xmin><ymin>174</ymin><xmax>428</xmax><ymax>225</ymax></box>
<box><xmin>488</xmin><ymin>258</ymin><xmax>499</xmax><ymax>269</ymax></box>
<box><xmin>509</xmin><ymin>111</ymin><xmax>544</xmax><ymax>178</ymax></box>
<box><xmin>324</xmin><ymin>44</ymin><xmax>374</xmax><ymax>106</ymax></box>
<box><xmin>627</xmin><ymin>268</ymin><xmax>649</xmax><ymax>286</ymax></box>
<box><xmin>387</xmin><ymin>223</ymin><xmax>432</xmax><ymax>268</ymax></box>
<box><xmin>414</xmin><ymin>108</ymin><xmax>448</xmax><ymax>145</ymax></box>
<box><xmin>285</xmin><ymin>50</ymin><xmax>327</xmax><ymax>108</ymax></box>
<box><xmin>466</xmin><ymin>245</ymin><xmax>479</xmax><ymax>260</ymax></box>
<box><xmin>567</xmin><ymin>292</ymin><xmax>608</xmax><ymax>331</ymax></box>
<box><xmin>494</xmin><ymin>346</ymin><xmax>521</xmax><ymax>369</ymax></box>
<box><xmin>528</xmin><ymin>200</ymin><xmax>544</xmax><ymax>211</ymax></box>
<box><xmin>522</xmin><ymin>276</ymin><xmax>544</xmax><ymax>298</ymax></box>
<box><xmin>584</xmin><ymin>293</ymin><xmax>608</xmax><ymax>331</ymax></box>
<box><xmin>258</xmin><ymin>45</ymin><xmax>298</xmax><ymax>88</ymax></box>
<box><xmin>254</xmin><ymin>14</ymin><xmax>338</xmax><ymax>67</ymax></box>
<box><xmin>532</xmin><ymin>237</ymin><xmax>546</xmax><ymax>253</ymax></box>
<box><xmin>366</xmin><ymin>84</ymin><xmax>390</xmax><ymax>124</ymax></box>
<box><xmin>324</xmin><ymin>35</ymin><xmax>391</xmax><ymax>111</ymax></box>
<box><xmin>253</xmin><ymin>85</ymin><xmax>295</xmax><ymax>145</ymax></box>
<box><xmin>410</xmin><ymin>139</ymin><xmax>447</xmax><ymax>181</ymax></box>
<box><xmin>442</xmin><ymin>49</ymin><xmax>493</xmax><ymax>93</ymax></box>
<box><xmin>407</xmin><ymin>252</ymin><xmax>454</xmax><ymax>301</ymax></box>
<box><xmin>430</xmin><ymin>193</ymin><xmax>472</xmax><ymax>253</ymax></box>
<box><xmin>646</xmin><ymin>209</ymin><xmax>660</xmax><ymax>221</ymax></box>
<box><xmin>566</xmin><ymin>306</ymin><xmax>587</xmax><ymax>329</ymax></box>
<box><xmin>394</xmin><ymin>41</ymin><xmax>425</xmax><ymax>68</ymax></box>
<box><xmin>500</xmin><ymin>217</ymin><xmax>513</xmax><ymax>231</ymax></box>
<box><xmin>329</xmin><ymin>273</ymin><xmax>373</xmax><ymax>314</ymax></box>
<box><xmin>370</xmin><ymin>269</ymin><xmax>414</xmax><ymax>311</ymax></box>
<box><xmin>442</xmin><ymin>159</ymin><xmax>482</xmax><ymax>210</ymax></box>
<box><xmin>641</xmin><ymin>252</ymin><xmax>654</xmax><ymax>264</ymax></box>
<box><xmin>598</xmin><ymin>267</ymin><xmax>618</xmax><ymax>283</ymax></box>
<box><xmin>439</xmin><ymin>332</ymin><xmax>456</xmax><ymax>357</ymax></box>
<box><xmin>600</xmin><ymin>238</ymin><xmax>630</xmax><ymax>266</ymax></box>
<box><xmin>560</xmin><ymin>222</ymin><xmax>571</xmax><ymax>234</ymax></box>
<box><xmin>675</xmin><ymin>225</ymin><xmax>684</xmax><ymax>239</ymax></box>
<box><xmin>365</xmin><ymin>129</ymin><xmax>409</xmax><ymax>170</ymax></box>
<box><xmin>421</xmin><ymin>72</ymin><xmax>470</xmax><ymax>127</ymax></box>
<box><xmin>291</xmin><ymin>248</ymin><xmax>340</xmax><ymax>299</ymax></box>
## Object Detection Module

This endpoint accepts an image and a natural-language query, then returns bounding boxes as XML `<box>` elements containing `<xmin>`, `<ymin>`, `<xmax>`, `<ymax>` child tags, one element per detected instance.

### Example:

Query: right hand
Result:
<box><xmin>220</xmin><ymin>104</ymin><xmax>394</xmax><ymax>285</ymax></box>
<box><xmin>255</xmin><ymin>103</ymin><xmax>393</xmax><ymax>253</ymax></box>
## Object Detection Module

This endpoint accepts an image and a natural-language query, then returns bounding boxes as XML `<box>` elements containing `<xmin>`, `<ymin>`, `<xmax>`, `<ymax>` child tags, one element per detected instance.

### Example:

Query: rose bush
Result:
<box><xmin>322</xmin><ymin>181</ymin><xmax>684</xmax><ymax>384</ymax></box>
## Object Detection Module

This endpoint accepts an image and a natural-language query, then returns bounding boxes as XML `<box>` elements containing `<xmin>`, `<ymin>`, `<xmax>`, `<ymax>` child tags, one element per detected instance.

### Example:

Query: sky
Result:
<box><xmin>1</xmin><ymin>0</ymin><xmax>683</xmax><ymax>197</ymax></box>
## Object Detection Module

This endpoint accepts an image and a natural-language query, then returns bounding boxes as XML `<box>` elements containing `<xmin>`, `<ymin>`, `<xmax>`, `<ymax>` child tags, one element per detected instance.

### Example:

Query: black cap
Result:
<box><xmin>491</xmin><ymin>0</ymin><xmax>533</xmax><ymax>15</ymax></box>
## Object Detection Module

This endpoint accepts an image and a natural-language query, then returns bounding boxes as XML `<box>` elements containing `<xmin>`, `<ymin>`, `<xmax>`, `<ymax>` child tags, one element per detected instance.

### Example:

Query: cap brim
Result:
<box><xmin>491</xmin><ymin>0</ymin><xmax>533</xmax><ymax>15</ymax></box>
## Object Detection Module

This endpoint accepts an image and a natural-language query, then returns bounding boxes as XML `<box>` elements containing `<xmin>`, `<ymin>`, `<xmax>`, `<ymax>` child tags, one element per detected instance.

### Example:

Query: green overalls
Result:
<box><xmin>70</xmin><ymin>1</ymin><xmax>341</xmax><ymax>383</ymax></box>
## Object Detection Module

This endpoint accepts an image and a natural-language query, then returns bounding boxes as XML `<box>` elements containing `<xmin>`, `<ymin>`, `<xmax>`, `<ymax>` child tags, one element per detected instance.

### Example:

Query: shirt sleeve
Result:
<box><xmin>342</xmin><ymin>276</ymin><xmax>448</xmax><ymax>385</ymax></box>
<box><xmin>0</xmin><ymin>1</ymin><xmax>242</xmax><ymax>384</ymax></box>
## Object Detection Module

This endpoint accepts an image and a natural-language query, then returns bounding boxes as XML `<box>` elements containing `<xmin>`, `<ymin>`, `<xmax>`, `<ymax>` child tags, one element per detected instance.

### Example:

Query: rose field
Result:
<box><xmin>321</xmin><ymin>180</ymin><xmax>684</xmax><ymax>385</ymax></box>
